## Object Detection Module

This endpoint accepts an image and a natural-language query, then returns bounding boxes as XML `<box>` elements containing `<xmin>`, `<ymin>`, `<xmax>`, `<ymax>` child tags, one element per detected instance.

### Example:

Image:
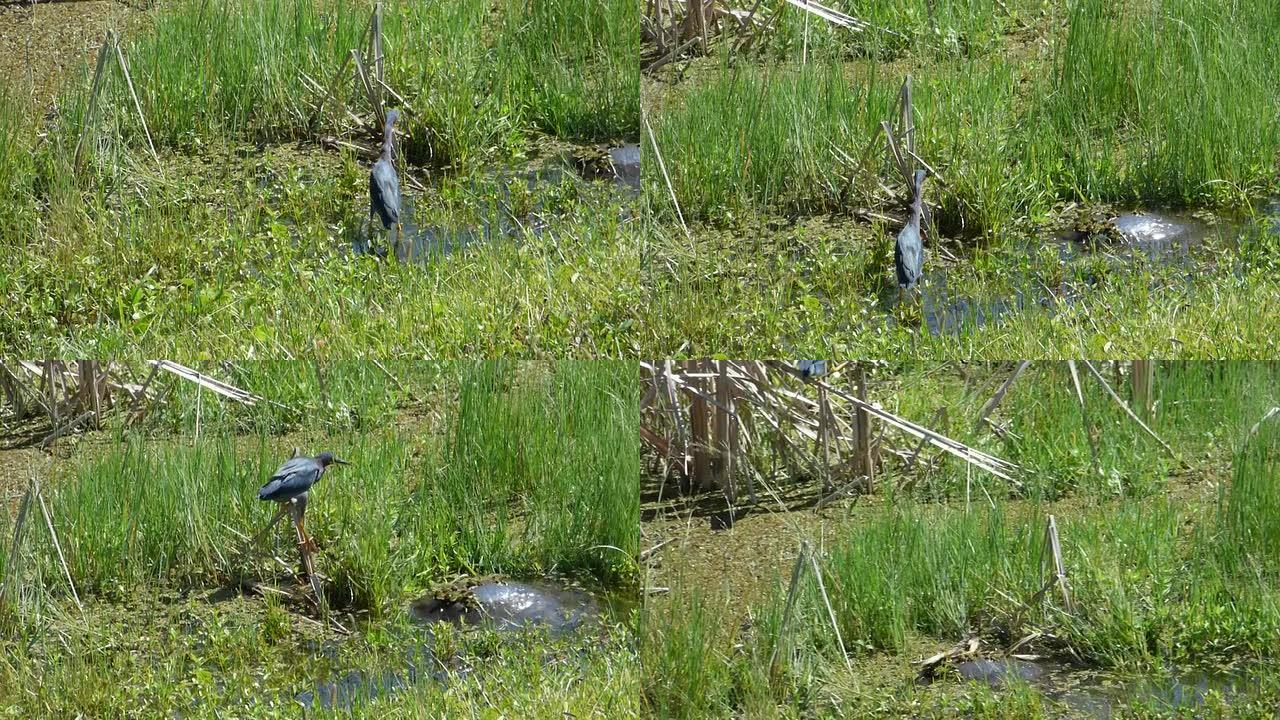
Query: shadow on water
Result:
<box><xmin>951</xmin><ymin>658</ymin><xmax>1251</xmax><ymax>718</ymax></box>
<box><xmin>352</xmin><ymin>143</ymin><xmax>639</xmax><ymax>263</ymax></box>
<box><xmin>882</xmin><ymin>205</ymin><xmax>1278</xmax><ymax>335</ymax></box>
<box><xmin>295</xmin><ymin>580</ymin><xmax>626</xmax><ymax>712</ymax></box>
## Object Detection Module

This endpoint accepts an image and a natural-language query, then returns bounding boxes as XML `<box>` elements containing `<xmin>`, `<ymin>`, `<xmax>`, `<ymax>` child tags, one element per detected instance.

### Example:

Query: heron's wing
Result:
<box><xmin>258</xmin><ymin>457</ymin><xmax>320</xmax><ymax>500</ymax></box>
<box><xmin>370</xmin><ymin>159</ymin><xmax>401</xmax><ymax>227</ymax></box>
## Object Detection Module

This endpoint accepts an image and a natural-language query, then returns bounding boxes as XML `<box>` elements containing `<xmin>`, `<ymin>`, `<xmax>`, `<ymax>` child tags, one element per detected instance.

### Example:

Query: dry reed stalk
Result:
<box><xmin>769</xmin><ymin>543</ymin><xmax>809</xmax><ymax>679</ymax></box>
<box><xmin>110</xmin><ymin>32</ymin><xmax>159</xmax><ymax>169</ymax></box>
<box><xmin>806</xmin><ymin>541</ymin><xmax>851</xmax><ymax>670</ymax></box>
<box><xmin>1066</xmin><ymin>361</ymin><xmax>1100</xmax><ymax>472</ymax></box>
<box><xmin>644</xmin><ymin>114</ymin><xmax>690</xmax><ymax>237</ymax></box>
<box><xmin>74</xmin><ymin>35</ymin><xmax>114</xmax><ymax>171</ymax></box>
<box><xmin>36</xmin><ymin>482</ymin><xmax>81</xmax><ymax>613</ymax></box>
<box><xmin>1081</xmin><ymin>361</ymin><xmax>1177</xmax><ymax>461</ymax></box>
<box><xmin>853</xmin><ymin>365</ymin><xmax>874</xmax><ymax>490</ymax></box>
<box><xmin>687</xmin><ymin>362</ymin><xmax>712</xmax><ymax>490</ymax></box>
<box><xmin>1132</xmin><ymin>360</ymin><xmax>1154</xmax><ymax>419</ymax></box>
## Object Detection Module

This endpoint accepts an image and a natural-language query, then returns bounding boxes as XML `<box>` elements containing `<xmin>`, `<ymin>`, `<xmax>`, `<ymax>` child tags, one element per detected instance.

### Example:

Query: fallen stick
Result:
<box><xmin>39</xmin><ymin>410</ymin><xmax>95</xmax><ymax>448</ymax></box>
<box><xmin>644</xmin><ymin>36</ymin><xmax>699</xmax><ymax>73</ymax></box>
<box><xmin>249</xmin><ymin>504</ymin><xmax>291</xmax><ymax>548</ymax></box>
<box><xmin>307</xmin><ymin>50</ymin><xmax>354</xmax><ymax>129</ymax></box>
<box><xmin>805</xmin><ymin>542</ymin><xmax>851</xmax><ymax>670</ymax></box>
<box><xmin>813</xmin><ymin>477</ymin><xmax>866</xmax><ymax>510</ymax></box>
<box><xmin>640</xmin><ymin>538</ymin><xmax>675</xmax><ymax>562</ymax></box>
<box><xmin>1249</xmin><ymin>407</ymin><xmax>1279</xmax><ymax>436</ymax></box>
<box><xmin>37</xmin><ymin>483</ymin><xmax>82</xmax><ymax>612</ymax></box>
<box><xmin>974</xmin><ymin>360</ymin><xmax>1031</xmax><ymax>431</ymax></box>
<box><xmin>644</xmin><ymin>114</ymin><xmax>690</xmax><ymax>238</ymax></box>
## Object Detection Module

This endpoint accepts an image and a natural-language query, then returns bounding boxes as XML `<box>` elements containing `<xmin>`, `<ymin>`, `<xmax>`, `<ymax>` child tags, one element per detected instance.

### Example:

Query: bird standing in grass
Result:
<box><xmin>258</xmin><ymin>451</ymin><xmax>349</xmax><ymax>552</ymax></box>
<box><xmin>369</xmin><ymin>108</ymin><xmax>403</xmax><ymax>256</ymax></box>
<box><xmin>895</xmin><ymin>168</ymin><xmax>927</xmax><ymax>296</ymax></box>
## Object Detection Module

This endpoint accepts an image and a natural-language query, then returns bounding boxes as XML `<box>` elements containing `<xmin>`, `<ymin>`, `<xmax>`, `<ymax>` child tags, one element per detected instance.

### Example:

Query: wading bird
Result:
<box><xmin>258</xmin><ymin>451</ymin><xmax>349</xmax><ymax>552</ymax></box>
<box><xmin>895</xmin><ymin>168</ymin><xmax>927</xmax><ymax>296</ymax></box>
<box><xmin>369</xmin><ymin>109</ymin><xmax>403</xmax><ymax>255</ymax></box>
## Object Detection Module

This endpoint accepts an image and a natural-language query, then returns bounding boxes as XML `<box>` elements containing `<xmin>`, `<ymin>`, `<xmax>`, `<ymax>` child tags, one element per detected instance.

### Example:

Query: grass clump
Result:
<box><xmin>68</xmin><ymin>0</ymin><xmax>636</xmax><ymax>168</ymax></box>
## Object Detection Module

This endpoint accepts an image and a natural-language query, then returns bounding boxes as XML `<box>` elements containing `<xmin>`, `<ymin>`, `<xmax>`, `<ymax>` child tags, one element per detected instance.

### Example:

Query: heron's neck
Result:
<box><xmin>910</xmin><ymin>183</ymin><xmax>925</xmax><ymax>222</ymax></box>
<box><xmin>381</xmin><ymin>119</ymin><xmax>396</xmax><ymax>160</ymax></box>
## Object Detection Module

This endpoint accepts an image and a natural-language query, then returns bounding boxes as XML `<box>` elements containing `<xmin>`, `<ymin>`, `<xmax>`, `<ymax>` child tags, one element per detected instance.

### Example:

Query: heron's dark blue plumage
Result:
<box><xmin>258</xmin><ymin>451</ymin><xmax>347</xmax><ymax>503</ymax></box>
<box><xmin>369</xmin><ymin>109</ymin><xmax>402</xmax><ymax>231</ymax></box>
<box><xmin>797</xmin><ymin>360</ymin><xmax>828</xmax><ymax>379</ymax></box>
<box><xmin>895</xmin><ymin>169</ymin><xmax>927</xmax><ymax>290</ymax></box>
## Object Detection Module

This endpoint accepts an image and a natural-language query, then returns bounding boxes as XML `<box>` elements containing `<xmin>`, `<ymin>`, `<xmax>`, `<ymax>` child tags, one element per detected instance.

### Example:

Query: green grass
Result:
<box><xmin>146</xmin><ymin>360</ymin><xmax>439</xmax><ymax>435</ymax></box>
<box><xmin>647</xmin><ymin>0</ymin><xmax>1280</xmax><ymax>227</ymax></box>
<box><xmin>637</xmin><ymin>213</ymin><xmax>1280</xmax><ymax>357</ymax></box>
<box><xmin>0</xmin><ymin>147</ymin><xmax>640</xmax><ymax>355</ymax></box>
<box><xmin>0</xmin><ymin>360</ymin><xmax>639</xmax><ymax>717</ymax></box>
<box><xmin>0</xmin><ymin>592</ymin><xmax>640</xmax><ymax>718</ymax></box>
<box><xmin>71</xmin><ymin>0</ymin><xmax>636</xmax><ymax>165</ymax></box>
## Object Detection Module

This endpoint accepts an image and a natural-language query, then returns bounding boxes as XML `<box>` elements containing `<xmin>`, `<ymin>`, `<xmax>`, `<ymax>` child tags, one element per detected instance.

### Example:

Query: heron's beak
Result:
<box><xmin>333</xmin><ymin>457</ymin><xmax>351</xmax><ymax>466</ymax></box>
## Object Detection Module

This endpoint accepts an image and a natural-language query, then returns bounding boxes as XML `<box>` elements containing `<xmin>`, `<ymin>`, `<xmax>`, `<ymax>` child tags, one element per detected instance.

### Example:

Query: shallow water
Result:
<box><xmin>409</xmin><ymin>580</ymin><xmax>602</xmax><ymax>633</ymax></box>
<box><xmin>355</xmin><ymin>143</ymin><xmax>639</xmax><ymax>263</ymax></box>
<box><xmin>295</xmin><ymin>579</ymin><xmax>618</xmax><ymax>711</ymax></box>
<box><xmin>889</xmin><ymin>206</ymin><xmax>1268</xmax><ymax>335</ymax></box>
<box><xmin>953</xmin><ymin>657</ymin><xmax>1249</xmax><ymax>718</ymax></box>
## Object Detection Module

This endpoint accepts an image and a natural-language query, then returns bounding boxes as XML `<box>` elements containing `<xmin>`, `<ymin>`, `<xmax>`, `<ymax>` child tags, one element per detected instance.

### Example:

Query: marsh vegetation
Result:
<box><xmin>0</xmin><ymin>0</ymin><xmax>639</xmax><ymax>356</ymax></box>
<box><xmin>0</xmin><ymin>360</ymin><xmax>639</xmax><ymax>717</ymax></box>
<box><xmin>641</xmin><ymin>361</ymin><xmax>1280</xmax><ymax>717</ymax></box>
<box><xmin>640</xmin><ymin>0</ymin><xmax>1280</xmax><ymax>356</ymax></box>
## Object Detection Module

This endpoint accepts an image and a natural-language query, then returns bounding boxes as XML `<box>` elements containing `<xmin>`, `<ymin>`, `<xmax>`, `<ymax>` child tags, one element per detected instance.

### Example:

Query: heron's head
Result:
<box><xmin>913</xmin><ymin>169</ymin><xmax>927</xmax><ymax>189</ymax></box>
<box><xmin>316</xmin><ymin>452</ymin><xmax>350</xmax><ymax>467</ymax></box>
<box><xmin>385</xmin><ymin>109</ymin><xmax>400</xmax><ymax>130</ymax></box>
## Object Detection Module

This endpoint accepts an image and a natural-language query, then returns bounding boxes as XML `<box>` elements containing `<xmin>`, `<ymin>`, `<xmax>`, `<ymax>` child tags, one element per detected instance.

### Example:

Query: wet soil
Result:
<box><xmin>0</xmin><ymin>0</ymin><xmax>149</xmax><ymax>109</ymax></box>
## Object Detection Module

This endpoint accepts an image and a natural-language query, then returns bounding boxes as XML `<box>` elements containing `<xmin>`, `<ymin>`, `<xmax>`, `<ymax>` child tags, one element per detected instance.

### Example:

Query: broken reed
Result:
<box><xmin>641</xmin><ymin>362</ymin><xmax>1280</xmax><ymax>716</ymax></box>
<box><xmin>153</xmin><ymin>360</ymin><xmax>438</xmax><ymax>435</ymax></box>
<box><xmin>644</xmin><ymin>361</ymin><xmax>1279</xmax><ymax>505</ymax></box>
<box><xmin>642</xmin><ymin>360</ymin><xmax>883</xmax><ymax>504</ymax></box>
<box><xmin>7</xmin><ymin>361</ymin><xmax>636</xmax><ymax>616</ymax></box>
<box><xmin>646</xmin><ymin>0</ymin><xmax>1280</xmax><ymax>234</ymax></box>
<box><xmin>878</xmin><ymin>361</ymin><xmax>1280</xmax><ymax>501</ymax></box>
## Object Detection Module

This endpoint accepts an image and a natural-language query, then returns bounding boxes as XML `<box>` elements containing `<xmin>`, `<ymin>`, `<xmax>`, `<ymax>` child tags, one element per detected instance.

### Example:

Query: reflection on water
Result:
<box><xmin>409</xmin><ymin>580</ymin><xmax>601</xmax><ymax>634</ymax></box>
<box><xmin>294</xmin><ymin>579</ymin><xmax>615</xmax><ymax>711</ymax></box>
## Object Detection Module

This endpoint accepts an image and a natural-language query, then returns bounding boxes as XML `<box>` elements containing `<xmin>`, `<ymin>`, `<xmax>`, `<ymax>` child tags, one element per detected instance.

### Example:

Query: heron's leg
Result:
<box><xmin>298</xmin><ymin>516</ymin><xmax>319</xmax><ymax>554</ymax></box>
